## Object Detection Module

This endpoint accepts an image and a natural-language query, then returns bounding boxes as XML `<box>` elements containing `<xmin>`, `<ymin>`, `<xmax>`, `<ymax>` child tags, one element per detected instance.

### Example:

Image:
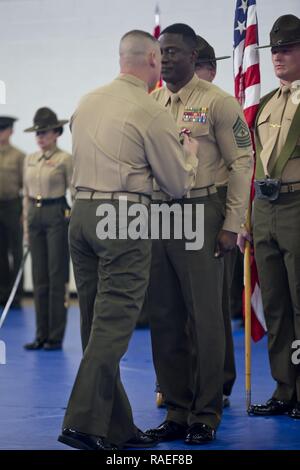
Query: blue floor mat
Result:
<box><xmin>0</xmin><ymin>304</ymin><xmax>299</xmax><ymax>450</ymax></box>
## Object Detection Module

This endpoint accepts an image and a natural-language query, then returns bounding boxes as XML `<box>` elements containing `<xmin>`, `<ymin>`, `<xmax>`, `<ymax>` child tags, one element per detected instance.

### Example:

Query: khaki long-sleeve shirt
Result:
<box><xmin>0</xmin><ymin>144</ymin><xmax>25</xmax><ymax>200</ymax></box>
<box><xmin>23</xmin><ymin>146</ymin><xmax>72</xmax><ymax>242</ymax></box>
<box><xmin>151</xmin><ymin>74</ymin><xmax>253</xmax><ymax>233</ymax></box>
<box><xmin>23</xmin><ymin>146</ymin><xmax>72</xmax><ymax>199</ymax></box>
<box><xmin>71</xmin><ymin>74</ymin><xmax>198</xmax><ymax>199</ymax></box>
<box><xmin>257</xmin><ymin>84</ymin><xmax>300</xmax><ymax>182</ymax></box>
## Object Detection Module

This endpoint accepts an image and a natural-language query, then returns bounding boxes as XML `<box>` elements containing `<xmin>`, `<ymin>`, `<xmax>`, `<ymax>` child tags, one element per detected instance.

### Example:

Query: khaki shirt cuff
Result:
<box><xmin>222</xmin><ymin>217</ymin><xmax>245</xmax><ymax>234</ymax></box>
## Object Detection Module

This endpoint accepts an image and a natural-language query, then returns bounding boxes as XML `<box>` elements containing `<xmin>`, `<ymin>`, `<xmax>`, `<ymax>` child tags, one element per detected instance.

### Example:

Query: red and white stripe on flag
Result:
<box><xmin>234</xmin><ymin>0</ymin><xmax>260</xmax><ymax>128</ymax></box>
<box><xmin>153</xmin><ymin>4</ymin><xmax>162</xmax><ymax>89</ymax></box>
<box><xmin>233</xmin><ymin>0</ymin><xmax>266</xmax><ymax>341</ymax></box>
<box><xmin>153</xmin><ymin>4</ymin><xmax>161</xmax><ymax>39</ymax></box>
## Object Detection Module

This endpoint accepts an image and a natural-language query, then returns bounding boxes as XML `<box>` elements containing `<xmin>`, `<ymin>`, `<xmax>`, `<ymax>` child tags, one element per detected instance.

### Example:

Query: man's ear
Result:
<box><xmin>149</xmin><ymin>49</ymin><xmax>156</xmax><ymax>67</ymax></box>
<box><xmin>191</xmin><ymin>49</ymin><xmax>198</xmax><ymax>64</ymax></box>
<box><xmin>210</xmin><ymin>68</ymin><xmax>217</xmax><ymax>81</ymax></box>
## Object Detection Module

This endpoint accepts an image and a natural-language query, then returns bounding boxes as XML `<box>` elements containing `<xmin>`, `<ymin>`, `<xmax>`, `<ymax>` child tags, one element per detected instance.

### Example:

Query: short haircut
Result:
<box><xmin>160</xmin><ymin>23</ymin><xmax>198</xmax><ymax>49</ymax></box>
<box><xmin>121</xmin><ymin>30</ymin><xmax>158</xmax><ymax>45</ymax></box>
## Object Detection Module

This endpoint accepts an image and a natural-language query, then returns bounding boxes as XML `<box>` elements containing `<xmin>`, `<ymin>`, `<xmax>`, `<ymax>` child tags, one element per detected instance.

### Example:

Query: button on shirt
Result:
<box><xmin>71</xmin><ymin>74</ymin><xmax>197</xmax><ymax>199</ymax></box>
<box><xmin>0</xmin><ymin>144</ymin><xmax>25</xmax><ymax>200</ymax></box>
<box><xmin>23</xmin><ymin>146</ymin><xmax>72</xmax><ymax>199</ymax></box>
<box><xmin>151</xmin><ymin>74</ymin><xmax>253</xmax><ymax>233</ymax></box>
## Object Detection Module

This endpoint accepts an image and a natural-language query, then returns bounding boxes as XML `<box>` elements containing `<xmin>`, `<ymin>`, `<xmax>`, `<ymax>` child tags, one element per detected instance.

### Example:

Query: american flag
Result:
<box><xmin>152</xmin><ymin>4</ymin><xmax>162</xmax><ymax>89</ymax></box>
<box><xmin>233</xmin><ymin>0</ymin><xmax>266</xmax><ymax>342</ymax></box>
<box><xmin>153</xmin><ymin>4</ymin><xmax>161</xmax><ymax>40</ymax></box>
<box><xmin>234</xmin><ymin>0</ymin><xmax>260</xmax><ymax>128</ymax></box>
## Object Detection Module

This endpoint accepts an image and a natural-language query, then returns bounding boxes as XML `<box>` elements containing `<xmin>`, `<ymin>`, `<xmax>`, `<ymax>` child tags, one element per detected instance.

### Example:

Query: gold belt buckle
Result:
<box><xmin>36</xmin><ymin>195</ymin><xmax>42</xmax><ymax>208</ymax></box>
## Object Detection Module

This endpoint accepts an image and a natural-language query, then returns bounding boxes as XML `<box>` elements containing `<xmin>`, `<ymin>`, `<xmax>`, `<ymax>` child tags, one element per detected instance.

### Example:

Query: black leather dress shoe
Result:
<box><xmin>24</xmin><ymin>339</ymin><xmax>45</xmax><ymax>350</ymax></box>
<box><xmin>43</xmin><ymin>341</ymin><xmax>62</xmax><ymax>351</ymax></box>
<box><xmin>184</xmin><ymin>423</ymin><xmax>216</xmax><ymax>444</ymax></box>
<box><xmin>124</xmin><ymin>429</ymin><xmax>158</xmax><ymax>448</ymax></box>
<box><xmin>58</xmin><ymin>428</ymin><xmax>118</xmax><ymax>450</ymax></box>
<box><xmin>248</xmin><ymin>398</ymin><xmax>294</xmax><ymax>416</ymax></box>
<box><xmin>145</xmin><ymin>420</ymin><xmax>187</xmax><ymax>441</ymax></box>
<box><xmin>289</xmin><ymin>402</ymin><xmax>300</xmax><ymax>419</ymax></box>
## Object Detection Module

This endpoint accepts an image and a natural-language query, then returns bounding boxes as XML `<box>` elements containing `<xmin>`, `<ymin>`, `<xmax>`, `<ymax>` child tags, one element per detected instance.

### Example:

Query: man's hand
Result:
<box><xmin>214</xmin><ymin>229</ymin><xmax>237</xmax><ymax>258</ymax></box>
<box><xmin>237</xmin><ymin>229</ymin><xmax>252</xmax><ymax>254</ymax></box>
<box><xmin>182</xmin><ymin>134</ymin><xmax>199</xmax><ymax>155</ymax></box>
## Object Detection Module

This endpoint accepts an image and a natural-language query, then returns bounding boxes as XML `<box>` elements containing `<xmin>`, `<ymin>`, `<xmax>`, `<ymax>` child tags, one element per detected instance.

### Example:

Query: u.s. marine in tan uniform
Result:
<box><xmin>145</xmin><ymin>23</ymin><xmax>253</xmax><ymax>445</ymax></box>
<box><xmin>0</xmin><ymin>116</ymin><xmax>25</xmax><ymax>307</ymax></box>
<box><xmin>58</xmin><ymin>30</ymin><xmax>198</xmax><ymax>451</ymax></box>
<box><xmin>195</xmin><ymin>36</ymin><xmax>237</xmax><ymax>408</ymax></box>
<box><xmin>23</xmin><ymin>107</ymin><xmax>72</xmax><ymax>351</ymax></box>
<box><xmin>152</xmin><ymin>35</ymin><xmax>237</xmax><ymax>410</ymax></box>
<box><xmin>246</xmin><ymin>14</ymin><xmax>300</xmax><ymax>419</ymax></box>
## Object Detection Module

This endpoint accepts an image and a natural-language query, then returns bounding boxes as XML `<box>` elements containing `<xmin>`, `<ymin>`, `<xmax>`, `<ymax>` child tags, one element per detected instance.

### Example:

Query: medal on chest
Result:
<box><xmin>182</xmin><ymin>107</ymin><xmax>208</xmax><ymax>123</ymax></box>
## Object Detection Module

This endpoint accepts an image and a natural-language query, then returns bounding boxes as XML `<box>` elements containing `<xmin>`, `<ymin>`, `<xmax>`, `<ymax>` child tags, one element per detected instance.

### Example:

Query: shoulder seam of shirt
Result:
<box><xmin>83</xmin><ymin>87</ymin><xmax>164</xmax><ymax>120</ymax></box>
<box><xmin>56</xmin><ymin>149</ymin><xmax>71</xmax><ymax>157</ymax></box>
<box><xmin>194</xmin><ymin>81</ymin><xmax>233</xmax><ymax>101</ymax></box>
<box><xmin>9</xmin><ymin>145</ymin><xmax>25</xmax><ymax>156</ymax></box>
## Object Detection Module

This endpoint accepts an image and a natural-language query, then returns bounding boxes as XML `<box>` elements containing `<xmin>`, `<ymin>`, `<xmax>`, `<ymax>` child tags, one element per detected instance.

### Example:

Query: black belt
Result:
<box><xmin>255</xmin><ymin>179</ymin><xmax>300</xmax><ymax>201</ymax></box>
<box><xmin>29</xmin><ymin>196</ymin><xmax>66</xmax><ymax>208</ymax></box>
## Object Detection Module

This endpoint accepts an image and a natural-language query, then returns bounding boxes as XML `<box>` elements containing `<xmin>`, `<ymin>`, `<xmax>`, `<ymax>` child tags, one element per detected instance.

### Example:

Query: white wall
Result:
<box><xmin>0</xmin><ymin>0</ymin><xmax>299</xmax><ymax>291</ymax></box>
